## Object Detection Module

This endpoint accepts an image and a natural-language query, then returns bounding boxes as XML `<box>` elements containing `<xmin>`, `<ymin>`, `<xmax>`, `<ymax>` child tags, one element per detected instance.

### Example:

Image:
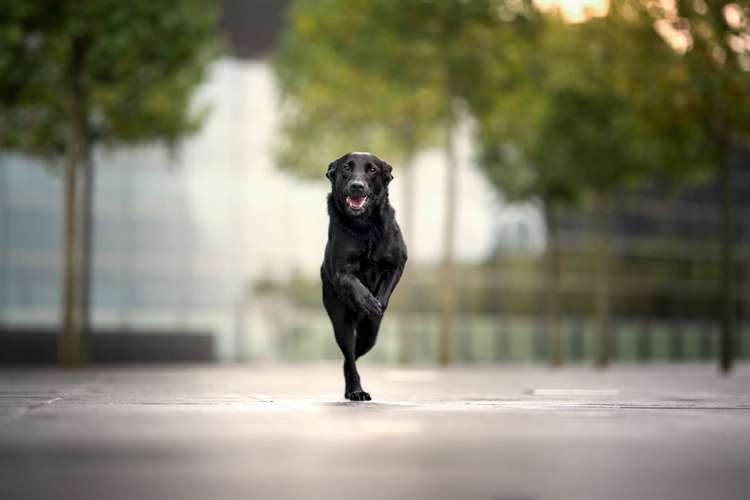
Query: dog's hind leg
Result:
<box><xmin>355</xmin><ymin>317</ymin><xmax>381</xmax><ymax>360</ymax></box>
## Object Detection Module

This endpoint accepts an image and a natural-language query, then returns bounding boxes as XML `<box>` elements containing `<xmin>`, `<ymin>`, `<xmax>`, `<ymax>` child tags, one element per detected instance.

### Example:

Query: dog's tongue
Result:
<box><xmin>347</xmin><ymin>196</ymin><xmax>366</xmax><ymax>209</ymax></box>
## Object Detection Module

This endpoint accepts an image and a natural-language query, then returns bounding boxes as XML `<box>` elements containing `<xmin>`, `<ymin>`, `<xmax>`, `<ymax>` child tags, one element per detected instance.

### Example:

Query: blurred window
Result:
<box><xmin>6</xmin><ymin>209</ymin><xmax>63</xmax><ymax>250</ymax></box>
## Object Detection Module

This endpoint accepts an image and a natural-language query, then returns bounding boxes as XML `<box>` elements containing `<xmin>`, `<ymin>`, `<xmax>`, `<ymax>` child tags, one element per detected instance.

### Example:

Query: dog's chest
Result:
<box><xmin>359</xmin><ymin>242</ymin><xmax>379</xmax><ymax>272</ymax></box>
<box><xmin>361</xmin><ymin>233</ymin><xmax>398</xmax><ymax>265</ymax></box>
<box><xmin>357</xmin><ymin>237</ymin><xmax>396</xmax><ymax>285</ymax></box>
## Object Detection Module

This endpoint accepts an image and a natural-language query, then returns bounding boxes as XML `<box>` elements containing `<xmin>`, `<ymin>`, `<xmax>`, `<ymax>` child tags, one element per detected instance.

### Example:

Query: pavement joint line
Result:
<box><xmin>0</xmin><ymin>374</ymin><xmax>104</xmax><ymax>426</ymax></box>
<box><xmin>192</xmin><ymin>395</ymin><xmax>750</xmax><ymax>413</ymax></box>
<box><xmin>235</xmin><ymin>393</ymin><xmax>310</xmax><ymax>414</ymax></box>
<box><xmin>234</xmin><ymin>392</ymin><xmax>276</xmax><ymax>404</ymax></box>
<box><xmin>526</xmin><ymin>389</ymin><xmax>620</xmax><ymax>396</ymax></box>
<box><xmin>408</xmin><ymin>401</ymin><xmax>750</xmax><ymax>411</ymax></box>
<box><xmin>0</xmin><ymin>394</ymin><xmax>67</xmax><ymax>425</ymax></box>
<box><xmin>221</xmin><ymin>399</ymin><xmax>750</xmax><ymax>412</ymax></box>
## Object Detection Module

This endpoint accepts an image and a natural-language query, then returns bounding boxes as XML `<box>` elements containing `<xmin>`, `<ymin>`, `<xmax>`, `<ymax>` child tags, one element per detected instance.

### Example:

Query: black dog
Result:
<box><xmin>321</xmin><ymin>152</ymin><xmax>407</xmax><ymax>401</ymax></box>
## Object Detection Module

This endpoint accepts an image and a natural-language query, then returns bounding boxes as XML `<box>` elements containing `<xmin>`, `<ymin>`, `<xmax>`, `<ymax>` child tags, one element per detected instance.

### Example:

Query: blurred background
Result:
<box><xmin>1</xmin><ymin>0</ymin><xmax>748</xmax><ymax>372</ymax></box>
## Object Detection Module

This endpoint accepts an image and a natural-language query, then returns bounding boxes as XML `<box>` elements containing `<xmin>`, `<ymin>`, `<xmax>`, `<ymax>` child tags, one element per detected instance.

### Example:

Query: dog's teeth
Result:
<box><xmin>347</xmin><ymin>196</ymin><xmax>367</xmax><ymax>209</ymax></box>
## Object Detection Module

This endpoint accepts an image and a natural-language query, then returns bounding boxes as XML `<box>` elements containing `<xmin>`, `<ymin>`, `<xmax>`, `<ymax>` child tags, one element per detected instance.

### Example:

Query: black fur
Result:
<box><xmin>320</xmin><ymin>152</ymin><xmax>407</xmax><ymax>401</ymax></box>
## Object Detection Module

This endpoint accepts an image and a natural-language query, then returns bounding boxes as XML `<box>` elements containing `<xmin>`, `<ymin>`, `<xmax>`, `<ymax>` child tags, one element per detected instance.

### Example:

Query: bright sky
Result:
<box><xmin>534</xmin><ymin>0</ymin><xmax>609</xmax><ymax>23</ymax></box>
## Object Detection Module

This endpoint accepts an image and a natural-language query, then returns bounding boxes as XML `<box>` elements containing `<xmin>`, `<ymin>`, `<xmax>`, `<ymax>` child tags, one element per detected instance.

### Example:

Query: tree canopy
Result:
<box><xmin>0</xmin><ymin>0</ymin><xmax>220</xmax><ymax>155</ymax></box>
<box><xmin>273</xmin><ymin>0</ymin><xmax>448</xmax><ymax>173</ymax></box>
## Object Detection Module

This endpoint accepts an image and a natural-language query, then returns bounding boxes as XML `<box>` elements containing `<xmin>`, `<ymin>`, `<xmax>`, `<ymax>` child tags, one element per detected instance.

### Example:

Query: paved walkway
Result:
<box><xmin>1</xmin><ymin>363</ymin><xmax>749</xmax><ymax>500</ymax></box>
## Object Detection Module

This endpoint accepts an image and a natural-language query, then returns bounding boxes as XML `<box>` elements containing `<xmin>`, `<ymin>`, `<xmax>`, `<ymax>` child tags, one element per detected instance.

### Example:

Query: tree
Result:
<box><xmin>612</xmin><ymin>0</ymin><xmax>750</xmax><ymax>373</ymax></box>
<box><xmin>541</xmin><ymin>13</ymin><xmax>667</xmax><ymax>368</ymax></box>
<box><xmin>0</xmin><ymin>1</ymin><xmax>220</xmax><ymax>366</ymax></box>
<box><xmin>465</xmin><ymin>7</ymin><xmax>577</xmax><ymax>367</ymax></box>
<box><xmin>468</xmin><ymin>4</ymin><xmax>667</xmax><ymax>367</ymax></box>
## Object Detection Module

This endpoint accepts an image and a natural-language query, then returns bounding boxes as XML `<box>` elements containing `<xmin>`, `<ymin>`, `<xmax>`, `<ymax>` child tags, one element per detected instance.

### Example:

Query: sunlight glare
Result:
<box><xmin>534</xmin><ymin>0</ymin><xmax>610</xmax><ymax>23</ymax></box>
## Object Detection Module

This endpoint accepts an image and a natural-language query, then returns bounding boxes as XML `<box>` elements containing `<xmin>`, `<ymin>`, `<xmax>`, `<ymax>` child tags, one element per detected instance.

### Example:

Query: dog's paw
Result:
<box><xmin>345</xmin><ymin>390</ymin><xmax>372</xmax><ymax>401</ymax></box>
<box><xmin>359</xmin><ymin>295</ymin><xmax>383</xmax><ymax>319</ymax></box>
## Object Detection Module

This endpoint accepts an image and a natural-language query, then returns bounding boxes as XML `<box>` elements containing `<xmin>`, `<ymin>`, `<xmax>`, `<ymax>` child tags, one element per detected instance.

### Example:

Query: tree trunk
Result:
<box><xmin>592</xmin><ymin>192</ymin><xmax>610</xmax><ymax>369</ymax></box>
<box><xmin>58</xmin><ymin>35</ymin><xmax>90</xmax><ymax>367</ymax></box>
<box><xmin>79</xmin><ymin>148</ymin><xmax>95</xmax><ymax>359</ymax></box>
<box><xmin>398</xmin><ymin>157</ymin><xmax>416</xmax><ymax>364</ymax></box>
<box><xmin>0</xmin><ymin>161</ymin><xmax>7</xmax><ymax>326</ymax></box>
<box><xmin>543</xmin><ymin>200</ymin><xmax>562</xmax><ymax>367</ymax></box>
<box><xmin>438</xmin><ymin>124</ymin><xmax>458</xmax><ymax>366</ymax></box>
<box><xmin>718</xmin><ymin>148</ymin><xmax>735</xmax><ymax>375</ymax></box>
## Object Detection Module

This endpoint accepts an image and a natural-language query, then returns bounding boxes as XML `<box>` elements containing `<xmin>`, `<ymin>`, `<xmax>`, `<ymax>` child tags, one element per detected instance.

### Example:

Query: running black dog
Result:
<box><xmin>321</xmin><ymin>152</ymin><xmax>407</xmax><ymax>401</ymax></box>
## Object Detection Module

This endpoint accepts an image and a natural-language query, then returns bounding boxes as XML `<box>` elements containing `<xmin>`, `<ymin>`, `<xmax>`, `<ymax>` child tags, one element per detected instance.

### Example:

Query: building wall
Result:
<box><xmin>0</xmin><ymin>143</ymin><xmax>243</xmax><ymax>360</ymax></box>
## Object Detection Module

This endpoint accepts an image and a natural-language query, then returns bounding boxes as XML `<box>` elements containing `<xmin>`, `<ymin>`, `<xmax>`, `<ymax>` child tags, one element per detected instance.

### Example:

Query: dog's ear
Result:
<box><xmin>326</xmin><ymin>154</ymin><xmax>348</xmax><ymax>183</ymax></box>
<box><xmin>325</xmin><ymin>159</ymin><xmax>337</xmax><ymax>183</ymax></box>
<box><xmin>380</xmin><ymin>159</ymin><xmax>393</xmax><ymax>185</ymax></box>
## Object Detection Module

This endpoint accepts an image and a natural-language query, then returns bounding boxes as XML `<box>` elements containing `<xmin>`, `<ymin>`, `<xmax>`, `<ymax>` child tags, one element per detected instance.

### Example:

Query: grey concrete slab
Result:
<box><xmin>1</xmin><ymin>363</ymin><xmax>749</xmax><ymax>500</ymax></box>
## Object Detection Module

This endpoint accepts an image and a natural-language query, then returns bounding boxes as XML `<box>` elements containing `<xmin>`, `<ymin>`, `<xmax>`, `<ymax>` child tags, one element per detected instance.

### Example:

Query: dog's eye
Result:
<box><xmin>343</xmin><ymin>163</ymin><xmax>353</xmax><ymax>171</ymax></box>
<box><xmin>367</xmin><ymin>164</ymin><xmax>377</xmax><ymax>174</ymax></box>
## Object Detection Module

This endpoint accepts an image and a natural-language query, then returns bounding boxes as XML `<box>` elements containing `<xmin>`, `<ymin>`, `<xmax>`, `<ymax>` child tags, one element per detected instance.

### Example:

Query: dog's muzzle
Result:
<box><xmin>345</xmin><ymin>180</ymin><xmax>369</xmax><ymax>213</ymax></box>
<box><xmin>345</xmin><ymin>195</ymin><xmax>368</xmax><ymax>211</ymax></box>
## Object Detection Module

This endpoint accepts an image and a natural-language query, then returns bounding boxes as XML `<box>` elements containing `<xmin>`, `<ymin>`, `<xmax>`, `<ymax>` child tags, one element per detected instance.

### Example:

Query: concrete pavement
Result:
<box><xmin>1</xmin><ymin>363</ymin><xmax>749</xmax><ymax>500</ymax></box>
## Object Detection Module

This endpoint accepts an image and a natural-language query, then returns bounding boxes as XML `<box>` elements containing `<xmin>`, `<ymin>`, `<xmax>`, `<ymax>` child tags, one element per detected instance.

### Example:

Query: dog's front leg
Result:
<box><xmin>375</xmin><ymin>263</ymin><xmax>405</xmax><ymax>311</ymax></box>
<box><xmin>323</xmin><ymin>288</ymin><xmax>371</xmax><ymax>402</ymax></box>
<box><xmin>333</xmin><ymin>272</ymin><xmax>383</xmax><ymax>319</ymax></box>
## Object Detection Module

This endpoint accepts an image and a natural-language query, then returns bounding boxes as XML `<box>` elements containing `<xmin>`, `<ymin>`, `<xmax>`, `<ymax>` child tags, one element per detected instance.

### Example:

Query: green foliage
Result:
<box><xmin>275</xmin><ymin>0</ymin><xmax>750</xmax><ymax>194</ymax></box>
<box><xmin>467</xmin><ymin>0</ymin><xmax>750</xmax><ymax>206</ymax></box>
<box><xmin>274</xmin><ymin>0</ymin><xmax>438</xmax><ymax>176</ymax></box>
<box><xmin>0</xmin><ymin>0</ymin><xmax>222</xmax><ymax>155</ymax></box>
<box><xmin>273</xmin><ymin>0</ymin><xmax>522</xmax><ymax>177</ymax></box>
<box><xmin>0</xmin><ymin>2</ymin><xmax>65</xmax><ymax>153</ymax></box>
<box><xmin>623</xmin><ymin>0</ymin><xmax>750</xmax><ymax>172</ymax></box>
<box><xmin>468</xmin><ymin>4</ymin><xmax>674</xmax><ymax>207</ymax></box>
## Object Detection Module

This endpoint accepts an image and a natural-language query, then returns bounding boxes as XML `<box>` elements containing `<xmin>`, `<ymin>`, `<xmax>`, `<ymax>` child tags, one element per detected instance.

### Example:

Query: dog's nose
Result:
<box><xmin>350</xmin><ymin>181</ymin><xmax>365</xmax><ymax>193</ymax></box>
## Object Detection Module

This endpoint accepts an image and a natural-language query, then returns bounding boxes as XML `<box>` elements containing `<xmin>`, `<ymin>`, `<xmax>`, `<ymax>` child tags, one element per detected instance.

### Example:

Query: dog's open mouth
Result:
<box><xmin>346</xmin><ymin>196</ymin><xmax>368</xmax><ymax>211</ymax></box>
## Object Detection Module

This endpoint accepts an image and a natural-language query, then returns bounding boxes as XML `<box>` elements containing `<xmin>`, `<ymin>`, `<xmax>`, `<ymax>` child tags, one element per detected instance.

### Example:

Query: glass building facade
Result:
<box><xmin>0</xmin><ymin>144</ymin><xmax>246</xmax><ymax>360</ymax></box>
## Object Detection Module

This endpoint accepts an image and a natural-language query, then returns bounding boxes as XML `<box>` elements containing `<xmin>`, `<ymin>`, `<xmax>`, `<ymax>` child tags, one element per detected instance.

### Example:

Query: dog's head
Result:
<box><xmin>326</xmin><ymin>152</ymin><xmax>393</xmax><ymax>218</ymax></box>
